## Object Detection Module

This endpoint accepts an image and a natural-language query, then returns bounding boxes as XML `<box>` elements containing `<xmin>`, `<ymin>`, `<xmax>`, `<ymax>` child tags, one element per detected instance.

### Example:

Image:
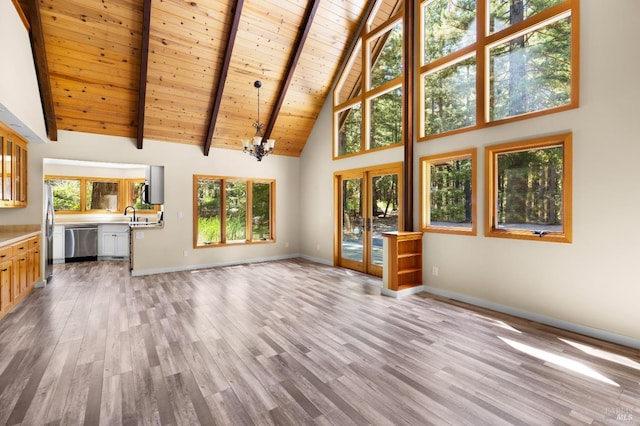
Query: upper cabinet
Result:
<box><xmin>0</xmin><ymin>121</ymin><xmax>28</xmax><ymax>208</ymax></box>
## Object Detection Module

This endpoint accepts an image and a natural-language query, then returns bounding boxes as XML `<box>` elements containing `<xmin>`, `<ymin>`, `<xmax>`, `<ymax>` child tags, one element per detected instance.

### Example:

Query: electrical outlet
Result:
<box><xmin>316</xmin><ymin>243</ymin><xmax>320</xmax><ymax>251</ymax></box>
<box><xmin>285</xmin><ymin>242</ymin><xmax>289</xmax><ymax>248</ymax></box>
<box><xmin>432</xmin><ymin>266</ymin><xmax>439</xmax><ymax>276</ymax></box>
<box><xmin>135</xmin><ymin>231</ymin><xmax>144</xmax><ymax>240</ymax></box>
<box><xmin>183</xmin><ymin>250</ymin><xmax>188</xmax><ymax>257</ymax></box>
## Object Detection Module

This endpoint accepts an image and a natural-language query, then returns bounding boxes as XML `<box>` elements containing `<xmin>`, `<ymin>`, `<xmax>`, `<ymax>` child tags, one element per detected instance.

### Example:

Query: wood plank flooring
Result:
<box><xmin>0</xmin><ymin>258</ymin><xmax>638</xmax><ymax>425</ymax></box>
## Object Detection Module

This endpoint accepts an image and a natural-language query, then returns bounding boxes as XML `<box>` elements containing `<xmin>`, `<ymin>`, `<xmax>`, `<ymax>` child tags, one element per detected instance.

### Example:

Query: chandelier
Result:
<box><xmin>241</xmin><ymin>80</ymin><xmax>275</xmax><ymax>161</ymax></box>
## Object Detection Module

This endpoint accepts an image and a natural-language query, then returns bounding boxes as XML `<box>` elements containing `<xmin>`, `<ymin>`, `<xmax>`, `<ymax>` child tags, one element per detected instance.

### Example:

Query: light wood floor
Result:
<box><xmin>0</xmin><ymin>259</ymin><xmax>638</xmax><ymax>425</ymax></box>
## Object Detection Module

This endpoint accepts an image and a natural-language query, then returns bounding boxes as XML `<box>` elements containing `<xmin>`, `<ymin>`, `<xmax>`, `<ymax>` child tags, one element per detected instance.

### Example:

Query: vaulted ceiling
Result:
<box><xmin>16</xmin><ymin>0</ymin><xmax>372</xmax><ymax>156</ymax></box>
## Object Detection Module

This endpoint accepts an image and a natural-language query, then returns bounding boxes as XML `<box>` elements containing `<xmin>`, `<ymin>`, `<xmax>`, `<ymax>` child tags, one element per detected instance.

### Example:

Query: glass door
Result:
<box><xmin>336</xmin><ymin>163</ymin><xmax>402</xmax><ymax>277</ymax></box>
<box><xmin>338</xmin><ymin>173</ymin><xmax>365</xmax><ymax>272</ymax></box>
<box><xmin>367</xmin><ymin>169</ymin><xmax>400</xmax><ymax>276</ymax></box>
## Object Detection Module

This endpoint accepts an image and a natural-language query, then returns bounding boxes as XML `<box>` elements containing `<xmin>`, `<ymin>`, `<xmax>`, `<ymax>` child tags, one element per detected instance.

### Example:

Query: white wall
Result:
<box><xmin>3</xmin><ymin>131</ymin><xmax>301</xmax><ymax>274</ymax></box>
<box><xmin>300</xmin><ymin>0</ymin><xmax>640</xmax><ymax>345</ymax></box>
<box><xmin>0</xmin><ymin>1</ymin><xmax>48</xmax><ymax>143</ymax></box>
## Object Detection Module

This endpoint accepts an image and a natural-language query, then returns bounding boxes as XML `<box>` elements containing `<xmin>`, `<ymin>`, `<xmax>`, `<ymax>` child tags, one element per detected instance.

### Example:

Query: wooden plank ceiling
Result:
<box><xmin>18</xmin><ymin>0</ymin><xmax>369</xmax><ymax>156</ymax></box>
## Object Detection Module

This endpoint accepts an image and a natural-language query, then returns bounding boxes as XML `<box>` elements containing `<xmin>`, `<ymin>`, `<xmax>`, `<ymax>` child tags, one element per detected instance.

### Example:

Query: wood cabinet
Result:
<box><xmin>382</xmin><ymin>231</ymin><xmax>423</xmax><ymax>291</ymax></box>
<box><xmin>0</xmin><ymin>235</ymin><xmax>40</xmax><ymax>320</ymax></box>
<box><xmin>0</xmin><ymin>121</ymin><xmax>28</xmax><ymax>208</ymax></box>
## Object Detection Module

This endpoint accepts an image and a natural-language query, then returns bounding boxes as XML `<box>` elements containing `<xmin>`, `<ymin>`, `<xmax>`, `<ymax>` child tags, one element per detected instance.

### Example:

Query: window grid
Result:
<box><xmin>193</xmin><ymin>175</ymin><xmax>275</xmax><ymax>248</ymax></box>
<box><xmin>419</xmin><ymin>0</ymin><xmax>579</xmax><ymax>140</ymax></box>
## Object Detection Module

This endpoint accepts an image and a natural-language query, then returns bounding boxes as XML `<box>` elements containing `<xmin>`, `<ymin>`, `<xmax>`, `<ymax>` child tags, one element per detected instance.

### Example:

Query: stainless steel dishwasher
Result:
<box><xmin>64</xmin><ymin>226</ymin><xmax>98</xmax><ymax>262</ymax></box>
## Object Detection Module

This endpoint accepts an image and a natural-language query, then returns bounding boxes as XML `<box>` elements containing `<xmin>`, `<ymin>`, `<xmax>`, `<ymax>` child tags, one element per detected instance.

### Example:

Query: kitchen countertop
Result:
<box><xmin>0</xmin><ymin>225</ymin><xmax>42</xmax><ymax>248</ymax></box>
<box><xmin>55</xmin><ymin>220</ymin><xmax>164</xmax><ymax>229</ymax></box>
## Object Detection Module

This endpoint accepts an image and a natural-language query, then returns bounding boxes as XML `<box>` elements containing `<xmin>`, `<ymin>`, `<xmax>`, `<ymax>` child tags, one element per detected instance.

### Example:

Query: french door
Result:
<box><xmin>335</xmin><ymin>163</ymin><xmax>402</xmax><ymax>277</ymax></box>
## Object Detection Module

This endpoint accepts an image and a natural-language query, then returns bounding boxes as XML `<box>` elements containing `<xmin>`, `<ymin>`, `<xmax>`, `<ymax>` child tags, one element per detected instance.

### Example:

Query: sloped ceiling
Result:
<box><xmin>17</xmin><ymin>0</ymin><xmax>370</xmax><ymax>156</ymax></box>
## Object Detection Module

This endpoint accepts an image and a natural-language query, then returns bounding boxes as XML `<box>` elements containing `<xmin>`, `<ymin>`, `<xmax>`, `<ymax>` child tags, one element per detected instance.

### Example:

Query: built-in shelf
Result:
<box><xmin>382</xmin><ymin>231</ymin><xmax>423</xmax><ymax>296</ymax></box>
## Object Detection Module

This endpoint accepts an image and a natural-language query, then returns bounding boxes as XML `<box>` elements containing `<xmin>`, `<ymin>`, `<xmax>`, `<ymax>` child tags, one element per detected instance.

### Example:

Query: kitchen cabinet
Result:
<box><xmin>99</xmin><ymin>225</ymin><xmax>130</xmax><ymax>259</ymax></box>
<box><xmin>0</xmin><ymin>247</ymin><xmax>12</xmax><ymax>315</ymax></box>
<box><xmin>0</xmin><ymin>121</ymin><xmax>28</xmax><ymax>208</ymax></box>
<box><xmin>0</xmin><ymin>234</ymin><xmax>41</xmax><ymax>320</ymax></box>
<box><xmin>53</xmin><ymin>225</ymin><xmax>65</xmax><ymax>262</ymax></box>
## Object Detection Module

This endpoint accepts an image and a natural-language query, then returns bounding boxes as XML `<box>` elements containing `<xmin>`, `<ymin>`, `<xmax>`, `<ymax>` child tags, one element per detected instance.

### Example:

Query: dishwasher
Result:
<box><xmin>65</xmin><ymin>226</ymin><xmax>98</xmax><ymax>262</ymax></box>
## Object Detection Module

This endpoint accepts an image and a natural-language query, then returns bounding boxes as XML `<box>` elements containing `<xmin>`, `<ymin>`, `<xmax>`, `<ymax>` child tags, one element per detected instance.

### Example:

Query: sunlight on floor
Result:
<box><xmin>474</xmin><ymin>314</ymin><xmax>522</xmax><ymax>333</ymax></box>
<box><xmin>559</xmin><ymin>338</ymin><xmax>640</xmax><ymax>371</ymax></box>
<box><xmin>499</xmin><ymin>337</ymin><xmax>620</xmax><ymax>387</ymax></box>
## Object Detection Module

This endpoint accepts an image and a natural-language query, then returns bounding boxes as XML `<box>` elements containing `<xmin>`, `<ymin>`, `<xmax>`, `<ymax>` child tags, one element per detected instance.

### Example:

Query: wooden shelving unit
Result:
<box><xmin>382</xmin><ymin>231</ymin><xmax>423</xmax><ymax>291</ymax></box>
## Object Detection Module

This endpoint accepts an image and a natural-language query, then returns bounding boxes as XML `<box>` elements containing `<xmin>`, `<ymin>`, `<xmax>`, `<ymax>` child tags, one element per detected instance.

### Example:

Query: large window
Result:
<box><xmin>46</xmin><ymin>176</ymin><xmax>156</xmax><ymax>214</ymax></box>
<box><xmin>485</xmin><ymin>133</ymin><xmax>572</xmax><ymax>242</ymax></box>
<box><xmin>333</xmin><ymin>0</ymin><xmax>404</xmax><ymax>158</ymax></box>
<box><xmin>194</xmin><ymin>175</ymin><xmax>274</xmax><ymax>247</ymax></box>
<box><xmin>420</xmin><ymin>0</ymin><xmax>578</xmax><ymax>139</ymax></box>
<box><xmin>420</xmin><ymin>149</ymin><xmax>477</xmax><ymax>235</ymax></box>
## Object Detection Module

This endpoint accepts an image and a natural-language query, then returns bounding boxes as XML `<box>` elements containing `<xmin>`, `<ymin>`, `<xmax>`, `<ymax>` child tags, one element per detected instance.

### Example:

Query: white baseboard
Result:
<box><xmin>423</xmin><ymin>286</ymin><xmax>640</xmax><ymax>350</ymax></box>
<box><xmin>382</xmin><ymin>285</ymin><xmax>425</xmax><ymax>299</ymax></box>
<box><xmin>298</xmin><ymin>254</ymin><xmax>332</xmax><ymax>266</ymax></box>
<box><xmin>131</xmin><ymin>254</ymin><xmax>302</xmax><ymax>277</ymax></box>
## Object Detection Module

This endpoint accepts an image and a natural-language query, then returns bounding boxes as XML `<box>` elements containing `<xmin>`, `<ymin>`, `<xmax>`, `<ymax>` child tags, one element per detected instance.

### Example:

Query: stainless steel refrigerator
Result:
<box><xmin>44</xmin><ymin>183</ymin><xmax>54</xmax><ymax>281</ymax></box>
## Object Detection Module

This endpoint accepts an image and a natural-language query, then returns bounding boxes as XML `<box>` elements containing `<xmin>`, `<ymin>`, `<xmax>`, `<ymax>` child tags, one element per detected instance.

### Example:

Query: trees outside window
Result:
<box><xmin>194</xmin><ymin>175</ymin><xmax>274</xmax><ymax>247</ymax></box>
<box><xmin>334</xmin><ymin>0</ymin><xmax>403</xmax><ymax>158</ymax></box>
<box><xmin>420</xmin><ymin>148</ymin><xmax>477</xmax><ymax>235</ymax></box>
<box><xmin>420</xmin><ymin>0</ymin><xmax>577</xmax><ymax>139</ymax></box>
<box><xmin>485</xmin><ymin>133</ymin><xmax>572</xmax><ymax>242</ymax></box>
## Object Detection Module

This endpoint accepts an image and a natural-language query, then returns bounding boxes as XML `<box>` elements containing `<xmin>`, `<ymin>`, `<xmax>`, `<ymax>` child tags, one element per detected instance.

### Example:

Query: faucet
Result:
<box><xmin>124</xmin><ymin>205</ymin><xmax>136</xmax><ymax>222</ymax></box>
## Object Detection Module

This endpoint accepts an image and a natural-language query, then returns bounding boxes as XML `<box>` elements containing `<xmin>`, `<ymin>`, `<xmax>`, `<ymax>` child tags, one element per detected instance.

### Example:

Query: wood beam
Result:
<box><xmin>262</xmin><ymin>0</ymin><xmax>321</xmax><ymax>141</ymax></box>
<box><xmin>26</xmin><ymin>0</ymin><xmax>57</xmax><ymax>141</ymax></box>
<box><xmin>203</xmin><ymin>0</ymin><xmax>245</xmax><ymax>157</ymax></box>
<box><xmin>136</xmin><ymin>0</ymin><xmax>152</xmax><ymax>149</ymax></box>
<box><xmin>403</xmin><ymin>0</ymin><xmax>415</xmax><ymax>231</ymax></box>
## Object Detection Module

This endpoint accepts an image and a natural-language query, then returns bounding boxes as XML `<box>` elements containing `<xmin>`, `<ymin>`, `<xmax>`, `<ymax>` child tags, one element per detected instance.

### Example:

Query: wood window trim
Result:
<box><xmin>418</xmin><ymin>0</ymin><xmax>580</xmax><ymax>142</ymax></box>
<box><xmin>193</xmin><ymin>175</ymin><xmax>276</xmax><ymax>249</ymax></box>
<box><xmin>45</xmin><ymin>175</ymin><xmax>151</xmax><ymax>214</ymax></box>
<box><xmin>332</xmin><ymin>5</ymin><xmax>405</xmax><ymax>159</ymax></box>
<box><xmin>484</xmin><ymin>132</ymin><xmax>573</xmax><ymax>243</ymax></box>
<box><xmin>419</xmin><ymin>148</ymin><xmax>477</xmax><ymax>236</ymax></box>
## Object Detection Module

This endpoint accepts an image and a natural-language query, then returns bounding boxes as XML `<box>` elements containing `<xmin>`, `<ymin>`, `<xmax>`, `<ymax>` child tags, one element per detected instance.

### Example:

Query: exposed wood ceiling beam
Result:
<box><xmin>26</xmin><ymin>0</ymin><xmax>57</xmax><ymax>141</ymax></box>
<box><xmin>262</xmin><ymin>0</ymin><xmax>321</xmax><ymax>141</ymax></box>
<box><xmin>203</xmin><ymin>0</ymin><xmax>245</xmax><ymax>157</ymax></box>
<box><xmin>136</xmin><ymin>0</ymin><xmax>152</xmax><ymax>150</ymax></box>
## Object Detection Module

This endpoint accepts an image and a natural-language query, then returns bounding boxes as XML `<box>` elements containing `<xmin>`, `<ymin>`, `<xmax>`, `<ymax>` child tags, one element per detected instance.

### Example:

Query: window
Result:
<box><xmin>47</xmin><ymin>177</ymin><xmax>82</xmax><ymax>212</ymax></box>
<box><xmin>85</xmin><ymin>179</ymin><xmax>120</xmax><ymax>211</ymax></box>
<box><xmin>125</xmin><ymin>180</ymin><xmax>156</xmax><ymax>211</ymax></box>
<box><xmin>485</xmin><ymin>133</ymin><xmax>572</xmax><ymax>242</ymax></box>
<box><xmin>333</xmin><ymin>0</ymin><xmax>404</xmax><ymax>158</ymax></box>
<box><xmin>45</xmin><ymin>176</ymin><xmax>156</xmax><ymax>214</ymax></box>
<box><xmin>194</xmin><ymin>175</ymin><xmax>274</xmax><ymax>247</ymax></box>
<box><xmin>420</xmin><ymin>148</ymin><xmax>477</xmax><ymax>235</ymax></box>
<box><xmin>420</xmin><ymin>0</ymin><xmax>578</xmax><ymax>139</ymax></box>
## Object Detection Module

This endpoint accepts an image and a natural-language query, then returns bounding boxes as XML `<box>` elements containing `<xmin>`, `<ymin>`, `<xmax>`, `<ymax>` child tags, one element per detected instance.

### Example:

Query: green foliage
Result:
<box><xmin>371</xmin><ymin>24</ymin><xmax>403</xmax><ymax>87</ymax></box>
<box><xmin>423</xmin><ymin>0</ymin><xmax>477</xmax><ymax>63</ymax></box>
<box><xmin>497</xmin><ymin>146</ymin><xmax>563</xmax><ymax>226</ymax></box>
<box><xmin>47</xmin><ymin>179</ymin><xmax>81</xmax><ymax>211</ymax></box>
<box><xmin>338</xmin><ymin>104</ymin><xmax>362</xmax><ymax>156</ymax></box>
<box><xmin>430</xmin><ymin>159</ymin><xmax>472</xmax><ymax>223</ymax></box>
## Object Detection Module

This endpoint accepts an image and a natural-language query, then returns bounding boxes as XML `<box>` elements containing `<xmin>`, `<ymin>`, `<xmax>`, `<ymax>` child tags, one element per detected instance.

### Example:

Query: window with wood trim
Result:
<box><xmin>420</xmin><ymin>0</ymin><xmax>579</xmax><ymax>140</ymax></box>
<box><xmin>420</xmin><ymin>148</ymin><xmax>477</xmax><ymax>235</ymax></box>
<box><xmin>194</xmin><ymin>175</ymin><xmax>275</xmax><ymax>247</ymax></box>
<box><xmin>485</xmin><ymin>133</ymin><xmax>572</xmax><ymax>242</ymax></box>
<box><xmin>45</xmin><ymin>176</ymin><xmax>157</xmax><ymax>214</ymax></box>
<box><xmin>333</xmin><ymin>0</ymin><xmax>404</xmax><ymax>158</ymax></box>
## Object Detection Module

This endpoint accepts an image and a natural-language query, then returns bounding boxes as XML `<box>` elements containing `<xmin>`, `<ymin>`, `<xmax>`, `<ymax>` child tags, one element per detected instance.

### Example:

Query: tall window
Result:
<box><xmin>420</xmin><ymin>0</ymin><xmax>578</xmax><ymax>139</ymax></box>
<box><xmin>420</xmin><ymin>149</ymin><xmax>477</xmax><ymax>235</ymax></box>
<box><xmin>194</xmin><ymin>175</ymin><xmax>274</xmax><ymax>247</ymax></box>
<box><xmin>334</xmin><ymin>0</ymin><xmax>404</xmax><ymax>158</ymax></box>
<box><xmin>485</xmin><ymin>133</ymin><xmax>572</xmax><ymax>242</ymax></box>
